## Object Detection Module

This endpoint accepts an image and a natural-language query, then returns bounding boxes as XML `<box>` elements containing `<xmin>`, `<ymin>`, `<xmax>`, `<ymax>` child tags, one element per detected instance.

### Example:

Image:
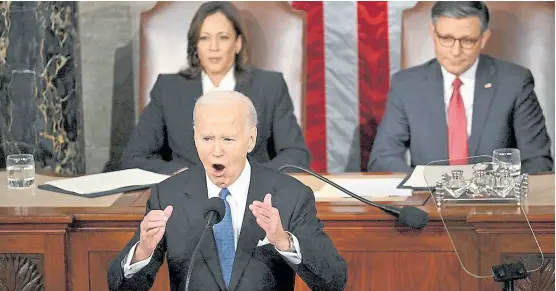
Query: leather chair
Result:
<box><xmin>401</xmin><ymin>1</ymin><xmax>555</xmax><ymax>155</ymax></box>
<box><xmin>139</xmin><ymin>1</ymin><xmax>306</xmax><ymax>128</ymax></box>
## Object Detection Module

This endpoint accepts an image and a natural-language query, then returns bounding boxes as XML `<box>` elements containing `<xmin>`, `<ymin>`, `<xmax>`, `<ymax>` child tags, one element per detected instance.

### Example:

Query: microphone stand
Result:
<box><xmin>279</xmin><ymin>164</ymin><xmax>428</xmax><ymax>229</ymax></box>
<box><xmin>279</xmin><ymin>165</ymin><xmax>390</xmax><ymax>210</ymax></box>
<box><xmin>184</xmin><ymin>220</ymin><xmax>212</xmax><ymax>291</ymax></box>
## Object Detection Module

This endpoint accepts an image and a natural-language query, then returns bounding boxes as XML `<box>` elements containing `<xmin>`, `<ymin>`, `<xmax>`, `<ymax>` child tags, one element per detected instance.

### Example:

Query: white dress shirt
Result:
<box><xmin>201</xmin><ymin>66</ymin><xmax>236</xmax><ymax>93</ymax></box>
<box><xmin>440</xmin><ymin>58</ymin><xmax>479</xmax><ymax>137</ymax></box>
<box><xmin>122</xmin><ymin>160</ymin><xmax>302</xmax><ymax>278</ymax></box>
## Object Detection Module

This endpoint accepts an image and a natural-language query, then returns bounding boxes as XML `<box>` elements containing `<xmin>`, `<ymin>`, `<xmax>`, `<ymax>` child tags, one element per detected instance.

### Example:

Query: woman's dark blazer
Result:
<box><xmin>120</xmin><ymin>68</ymin><xmax>311</xmax><ymax>174</ymax></box>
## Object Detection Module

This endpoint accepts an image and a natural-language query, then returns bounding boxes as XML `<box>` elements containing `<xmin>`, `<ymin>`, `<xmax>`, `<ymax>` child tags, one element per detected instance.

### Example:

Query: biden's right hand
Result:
<box><xmin>132</xmin><ymin>205</ymin><xmax>173</xmax><ymax>263</ymax></box>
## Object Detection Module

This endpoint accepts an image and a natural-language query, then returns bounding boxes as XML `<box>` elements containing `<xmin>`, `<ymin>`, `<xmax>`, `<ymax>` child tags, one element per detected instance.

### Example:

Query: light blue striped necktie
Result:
<box><xmin>213</xmin><ymin>188</ymin><xmax>235</xmax><ymax>287</ymax></box>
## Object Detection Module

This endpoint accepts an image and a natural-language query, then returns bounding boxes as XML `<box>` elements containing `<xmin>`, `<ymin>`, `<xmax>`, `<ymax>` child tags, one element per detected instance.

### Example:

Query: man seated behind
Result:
<box><xmin>107</xmin><ymin>90</ymin><xmax>347</xmax><ymax>291</ymax></box>
<box><xmin>369</xmin><ymin>1</ymin><xmax>553</xmax><ymax>173</ymax></box>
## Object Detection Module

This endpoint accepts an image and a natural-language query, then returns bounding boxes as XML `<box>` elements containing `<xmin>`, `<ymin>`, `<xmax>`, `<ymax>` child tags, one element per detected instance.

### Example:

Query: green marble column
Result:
<box><xmin>0</xmin><ymin>1</ymin><xmax>85</xmax><ymax>174</ymax></box>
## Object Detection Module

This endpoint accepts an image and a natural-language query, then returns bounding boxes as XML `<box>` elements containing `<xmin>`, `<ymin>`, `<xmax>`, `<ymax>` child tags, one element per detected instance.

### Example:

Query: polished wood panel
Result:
<box><xmin>0</xmin><ymin>231</ymin><xmax>67</xmax><ymax>290</ymax></box>
<box><xmin>368</xmin><ymin>252</ymin><xmax>462</xmax><ymax>290</ymax></box>
<box><xmin>70</xmin><ymin>231</ymin><xmax>134</xmax><ymax>291</ymax></box>
<box><xmin>89</xmin><ymin>252</ymin><xmax>120</xmax><ymax>290</ymax></box>
<box><xmin>0</xmin><ymin>173</ymin><xmax>553</xmax><ymax>290</ymax></box>
<box><xmin>69</xmin><ymin>227</ymin><xmax>172</xmax><ymax>291</ymax></box>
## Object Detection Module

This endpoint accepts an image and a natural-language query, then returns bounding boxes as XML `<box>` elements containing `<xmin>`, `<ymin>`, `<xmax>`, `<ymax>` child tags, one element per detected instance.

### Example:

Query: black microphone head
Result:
<box><xmin>204</xmin><ymin>197</ymin><xmax>226</xmax><ymax>224</ymax></box>
<box><xmin>398</xmin><ymin>206</ymin><xmax>428</xmax><ymax>229</ymax></box>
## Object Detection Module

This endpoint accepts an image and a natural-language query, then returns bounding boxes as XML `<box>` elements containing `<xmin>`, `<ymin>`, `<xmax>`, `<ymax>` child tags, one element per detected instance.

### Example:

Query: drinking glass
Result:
<box><xmin>492</xmin><ymin>148</ymin><xmax>521</xmax><ymax>178</ymax></box>
<box><xmin>6</xmin><ymin>154</ymin><xmax>35</xmax><ymax>189</ymax></box>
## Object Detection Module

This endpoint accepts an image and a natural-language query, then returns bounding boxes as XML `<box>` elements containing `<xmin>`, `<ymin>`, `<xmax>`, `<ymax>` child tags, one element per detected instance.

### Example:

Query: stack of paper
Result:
<box><xmin>315</xmin><ymin>177</ymin><xmax>412</xmax><ymax>201</ymax></box>
<box><xmin>38</xmin><ymin>168</ymin><xmax>171</xmax><ymax>198</ymax></box>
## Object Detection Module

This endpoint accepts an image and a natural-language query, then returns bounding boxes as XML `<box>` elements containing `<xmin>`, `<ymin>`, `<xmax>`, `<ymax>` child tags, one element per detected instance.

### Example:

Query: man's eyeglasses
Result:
<box><xmin>435</xmin><ymin>28</ymin><xmax>482</xmax><ymax>49</ymax></box>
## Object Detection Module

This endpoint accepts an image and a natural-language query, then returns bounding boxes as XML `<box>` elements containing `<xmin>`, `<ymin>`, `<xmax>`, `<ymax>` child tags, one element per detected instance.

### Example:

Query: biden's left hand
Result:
<box><xmin>249</xmin><ymin>194</ymin><xmax>290</xmax><ymax>251</ymax></box>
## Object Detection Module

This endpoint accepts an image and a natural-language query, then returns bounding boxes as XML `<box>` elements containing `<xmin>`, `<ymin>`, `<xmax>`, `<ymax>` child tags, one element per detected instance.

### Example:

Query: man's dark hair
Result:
<box><xmin>431</xmin><ymin>1</ymin><xmax>490</xmax><ymax>32</ymax></box>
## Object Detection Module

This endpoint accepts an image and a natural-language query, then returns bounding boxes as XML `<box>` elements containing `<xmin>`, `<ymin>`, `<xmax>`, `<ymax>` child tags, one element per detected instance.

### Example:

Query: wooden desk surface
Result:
<box><xmin>0</xmin><ymin>172</ymin><xmax>553</xmax><ymax>222</ymax></box>
<box><xmin>0</xmin><ymin>172</ymin><xmax>553</xmax><ymax>291</ymax></box>
<box><xmin>0</xmin><ymin>171</ymin><xmax>123</xmax><ymax>207</ymax></box>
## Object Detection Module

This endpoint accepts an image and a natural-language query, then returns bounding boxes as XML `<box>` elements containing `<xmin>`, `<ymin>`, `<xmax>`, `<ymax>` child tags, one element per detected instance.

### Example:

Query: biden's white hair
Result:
<box><xmin>193</xmin><ymin>90</ymin><xmax>258</xmax><ymax>131</ymax></box>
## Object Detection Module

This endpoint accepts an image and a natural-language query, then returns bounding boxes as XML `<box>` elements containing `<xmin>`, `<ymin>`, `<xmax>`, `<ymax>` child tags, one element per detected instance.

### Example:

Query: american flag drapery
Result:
<box><xmin>291</xmin><ymin>1</ymin><xmax>417</xmax><ymax>173</ymax></box>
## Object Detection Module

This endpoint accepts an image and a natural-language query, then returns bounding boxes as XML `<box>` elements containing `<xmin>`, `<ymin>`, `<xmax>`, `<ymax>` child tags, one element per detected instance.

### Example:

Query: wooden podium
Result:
<box><xmin>0</xmin><ymin>172</ymin><xmax>553</xmax><ymax>291</ymax></box>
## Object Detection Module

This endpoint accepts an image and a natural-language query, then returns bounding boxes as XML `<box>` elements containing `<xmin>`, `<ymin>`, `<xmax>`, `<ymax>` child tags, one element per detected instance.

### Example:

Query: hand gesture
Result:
<box><xmin>133</xmin><ymin>205</ymin><xmax>173</xmax><ymax>262</ymax></box>
<box><xmin>249</xmin><ymin>194</ymin><xmax>290</xmax><ymax>251</ymax></box>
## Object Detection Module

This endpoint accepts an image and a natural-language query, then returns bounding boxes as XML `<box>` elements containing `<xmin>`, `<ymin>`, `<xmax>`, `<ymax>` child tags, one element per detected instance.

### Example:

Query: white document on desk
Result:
<box><xmin>315</xmin><ymin>177</ymin><xmax>412</xmax><ymax>199</ymax></box>
<box><xmin>402</xmin><ymin>164</ymin><xmax>474</xmax><ymax>188</ymax></box>
<box><xmin>44</xmin><ymin>168</ymin><xmax>171</xmax><ymax>195</ymax></box>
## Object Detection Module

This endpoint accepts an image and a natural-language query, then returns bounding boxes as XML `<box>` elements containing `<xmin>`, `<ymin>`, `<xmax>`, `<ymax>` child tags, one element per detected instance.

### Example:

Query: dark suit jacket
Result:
<box><xmin>121</xmin><ymin>68</ymin><xmax>311</xmax><ymax>174</ymax></box>
<box><xmin>369</xmin><ymin>54</ymin><xmax>553</xmax><ymax>174</ymax></box>
<box><xmin>107</xmin><ymin>160</ymin><xmax>347</xmax><ymax>291</ymax></box>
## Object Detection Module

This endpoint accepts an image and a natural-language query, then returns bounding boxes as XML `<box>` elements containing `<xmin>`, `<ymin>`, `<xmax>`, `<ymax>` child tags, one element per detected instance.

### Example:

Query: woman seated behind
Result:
<box><xmin>121</xmin><ymin>1</ymin><xmax>310</xmax><ymax>174</ymax></box>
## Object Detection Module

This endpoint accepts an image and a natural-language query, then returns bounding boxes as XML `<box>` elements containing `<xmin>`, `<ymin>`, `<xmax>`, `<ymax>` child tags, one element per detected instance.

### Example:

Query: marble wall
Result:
<box><xmin>78</xmin><ymin>1</ymin><xmax>155</xmax><ymax>174</ymax></box>
<box><xmin>0</xmin><ymin>1</ymin><xmax>156</xmax><ymax>174</ymax></box>
<box><xmin>0</xmin><ymin>1</ymin><xmax>84</xmax><ymax>174</ymax></box>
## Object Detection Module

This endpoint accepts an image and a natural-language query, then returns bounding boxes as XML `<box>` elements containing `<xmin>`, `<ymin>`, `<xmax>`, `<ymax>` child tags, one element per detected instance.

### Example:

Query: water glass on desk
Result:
<box><xmin>492</xmin><ymin>148</ymin><xmax>521</xmax><ymax>178</ymax></box>
<box><xmin>6</xmin><ymin>154</ymin><xmax>35</xmax><ymax>189</ymax></box>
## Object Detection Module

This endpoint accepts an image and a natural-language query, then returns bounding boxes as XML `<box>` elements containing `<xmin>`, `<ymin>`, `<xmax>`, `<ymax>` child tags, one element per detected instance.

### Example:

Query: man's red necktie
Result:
<box><xmin>448</xmin><ymin>78</ymin><xmax>468</xmax><ymax>164</ymax></box>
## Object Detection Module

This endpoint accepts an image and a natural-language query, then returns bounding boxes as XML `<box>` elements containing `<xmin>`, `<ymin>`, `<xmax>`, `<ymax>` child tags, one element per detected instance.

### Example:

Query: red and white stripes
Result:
<box><xmin>292</xmin><ymin>1</ymin><xmax>416</xmax><ymax>173</ymax></box>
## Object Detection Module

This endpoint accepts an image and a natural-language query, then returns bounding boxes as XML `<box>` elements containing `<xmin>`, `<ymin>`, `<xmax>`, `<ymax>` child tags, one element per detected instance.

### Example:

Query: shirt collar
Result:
<box><xmin>440</xmin><ymin>57</ymin><xmax>479</xmax><ymax>88</ymax></box>
<box><xmin>201</xmin><ymin>65</ymin><xmax>236</xmax><ymax>93</ymax></box>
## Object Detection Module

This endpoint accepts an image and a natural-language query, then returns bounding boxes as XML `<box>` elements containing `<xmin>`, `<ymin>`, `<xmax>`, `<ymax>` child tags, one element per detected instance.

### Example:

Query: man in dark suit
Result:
<box><xmin>108</xmin><ymin>90</ymin><xmax>347</xmax><ymax>291</ymax></box>
<box><xmin>368</xmin><ymin>1</ymin><xmax>553</xmax><ymax>173</ymax></box>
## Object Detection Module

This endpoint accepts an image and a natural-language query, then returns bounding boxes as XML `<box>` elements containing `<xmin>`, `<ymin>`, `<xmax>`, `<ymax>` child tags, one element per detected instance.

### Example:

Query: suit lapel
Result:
<box><xmin>184</xmin><ymin>76</ymin><xmax>203</xmax><ymax>105</ymax></box>
<box><xmin>234</xmin><ymin>76</ymin><xmax>255</xmax><ymax>107</ymax></box>
<box><xmin>469</xmin><ymin>55</ymin><xmax>496</xmax><ymax>156</ymax></box>
<box><xmin>199</xmin><ymin>231</ymin><xmax>227</xmax><ymax>291</ymax></box>
<box><xmin>424</xmin><ymin>61</ymin><xmax>449</xmax><ymax>159</ymax></box>
<box><xmin>227</xmin><ymin>163</ymin><xmax>267</xmax><ymax>291</ymax></box>
<box><xmin>182</xmin><ymin>167</ymin><xmax>227</xmax><ymax>291</ymax></box>
<box><xmin>183</xmin><ymin>77</ymin><xmax>203</xmax><ymax>167</ymax></box>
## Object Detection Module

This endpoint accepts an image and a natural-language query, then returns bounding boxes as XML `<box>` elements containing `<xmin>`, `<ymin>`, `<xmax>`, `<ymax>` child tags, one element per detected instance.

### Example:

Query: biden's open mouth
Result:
<box><xmin>212</xmin><ymin>164</ymin><xmax>225</xmax><ymax>176</ymax></box>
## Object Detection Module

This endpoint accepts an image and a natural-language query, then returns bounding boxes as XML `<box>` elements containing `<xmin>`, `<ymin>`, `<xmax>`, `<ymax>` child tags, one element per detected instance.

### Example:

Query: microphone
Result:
<box><xmin>278</xmin><ymin>165</ymin><xmax>428</xmax><ymax>229</ymax></box>
<box><xmin>185</xmin><ymin>197</ymin><xmax>225</xmax><ymax>291</ymax></box>
<box><xmin>204</xmin><ymin>197</ymin><xmax>226</xmax><ymax>227</ymax></box>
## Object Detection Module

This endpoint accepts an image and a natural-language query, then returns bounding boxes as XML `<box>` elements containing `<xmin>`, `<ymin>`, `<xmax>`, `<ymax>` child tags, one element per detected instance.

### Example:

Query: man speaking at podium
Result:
<box><xmin>107</xmin><ymin>90</ymin><xmax>347</xmax><ymax>291</ymax></box>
